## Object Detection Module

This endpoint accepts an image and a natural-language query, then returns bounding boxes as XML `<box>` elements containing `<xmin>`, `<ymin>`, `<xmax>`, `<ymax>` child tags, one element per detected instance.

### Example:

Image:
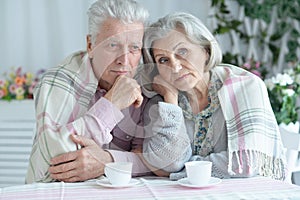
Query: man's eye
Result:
<box><xmin>109</xmin><ymin>43</ymin><xmax>118</xmax><ymax>48</ymax></box>
<box><xmin>158</xmin><ymin>57</ymin><xmax>169</xmax><ymax>64</ymax></box>
<box><xmin>129</xmin><ymin>45</ymin><xmax>141</xmax><ymax>53</ymax></box>
<box><xmin>106</xmin><ymin>42</ymin><xmax>120</xmax><ymax>52</ymax></box>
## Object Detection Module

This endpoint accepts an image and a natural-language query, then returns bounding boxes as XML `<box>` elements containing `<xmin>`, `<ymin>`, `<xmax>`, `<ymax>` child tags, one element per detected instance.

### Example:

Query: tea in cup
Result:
<box><xmin>185</xmin><ymin>161</ymin><xmax>212</xmax><ymax>185</ymax></box>
<box><xmin>104</xmin><ymin>162</ymin><xmax>133</xmax><ymax>186</ymax></box>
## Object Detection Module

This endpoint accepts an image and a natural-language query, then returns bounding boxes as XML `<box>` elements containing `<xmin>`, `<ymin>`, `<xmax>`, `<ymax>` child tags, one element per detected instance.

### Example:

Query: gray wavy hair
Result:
<box><xmin>138</xmin><ymin>12</ymin><xmax>222</xmax><ymax>97</ymax></box>
<box><xmin>87</xmin><ymin>0</ymin><xmax>149</xmax><ymax>45</ymax></box>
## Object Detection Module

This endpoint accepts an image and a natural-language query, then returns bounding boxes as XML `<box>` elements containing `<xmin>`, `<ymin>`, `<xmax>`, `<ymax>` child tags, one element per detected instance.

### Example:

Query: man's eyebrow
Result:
<box><xmin>106</xmin><ymin>38</ymin><xmax>119</xmax><ymax>42</ymax></box>
<box><xmin>130</xmin><ymin>41</ymin><xmax>143</xmax><ymax>46</ymax></box>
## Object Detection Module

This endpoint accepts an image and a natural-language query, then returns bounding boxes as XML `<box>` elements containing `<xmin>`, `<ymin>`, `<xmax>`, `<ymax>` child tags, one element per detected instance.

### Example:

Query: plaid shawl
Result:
<box><xmin>214</xmin><ymin>64</ymin><xmax>286</xmax><ymax>180</ymax></box>
<box><xmin>138</xmin><ymin>63</ymin><xmax>287</xmax><ymax>180</ymax></box>
<box><xmin>26</xmin><ymin>51</ymin><xmax>100</xmax><ymax>183</ymax></box>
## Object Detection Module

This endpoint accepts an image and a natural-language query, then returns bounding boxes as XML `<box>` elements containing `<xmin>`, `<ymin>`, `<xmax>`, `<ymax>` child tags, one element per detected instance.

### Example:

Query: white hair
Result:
<box><xmin>87</xmin><ymin>0</ymin><xmax>149</xmax><ymax>44</ymax></box>
<box><xmin>143</xmin><ymin>12</ymin><xmax>222</xmax><ymax>70</ymax></box>
<box><xmin>139</xmin><ymin>12</ymin><xmax>223</xmax><ymax>97</ymax></box>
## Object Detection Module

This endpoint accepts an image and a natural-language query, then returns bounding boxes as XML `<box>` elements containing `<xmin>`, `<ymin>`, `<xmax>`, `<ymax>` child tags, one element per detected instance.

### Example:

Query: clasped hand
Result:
<box><xmin>48</xmin><ymin>134</ymin><xmax>113</xmax><ymax>182</ymax></box>
<box><xmin>104</xmin><ymin>75</ymin><xmax>143</xmax><ymax>110</ymax></box>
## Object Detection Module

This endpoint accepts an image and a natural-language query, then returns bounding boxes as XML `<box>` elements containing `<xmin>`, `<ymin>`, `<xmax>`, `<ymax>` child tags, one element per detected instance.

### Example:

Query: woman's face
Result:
<box><xmin>152</xmin><ymin>29</ymin><xmax>209</xmax><ymax>91</ymax></box>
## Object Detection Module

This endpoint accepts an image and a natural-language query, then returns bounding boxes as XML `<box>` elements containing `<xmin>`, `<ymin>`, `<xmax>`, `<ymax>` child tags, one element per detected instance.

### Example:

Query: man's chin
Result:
<box><xmin>98</xmin><ymin>79</ymin><xmax>113</xmax><ymax>91</ymax></box>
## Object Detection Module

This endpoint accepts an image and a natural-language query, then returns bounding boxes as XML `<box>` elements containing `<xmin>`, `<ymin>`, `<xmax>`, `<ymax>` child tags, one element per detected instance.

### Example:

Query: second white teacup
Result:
<box><xmin>104</xmin><ymin>162</ymin><xmax>133</xmax><ymax>186</ymax></box>
<box><xmin>185</xmin><ymin>161</ymin><xmax>212</xmax><ymax>185</ymax></box>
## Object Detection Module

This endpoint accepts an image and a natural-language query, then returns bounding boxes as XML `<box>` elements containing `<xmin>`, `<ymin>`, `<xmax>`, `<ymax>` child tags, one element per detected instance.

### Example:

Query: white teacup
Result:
<box><xmin>185</xmin><ymin>161</ymin><xmax>212</xmax><ymax>185</ymax></box>
<box><xmin>104</xmin><ymin>162</ymin><xmax>133</xmax><ymax>186</ymax></box>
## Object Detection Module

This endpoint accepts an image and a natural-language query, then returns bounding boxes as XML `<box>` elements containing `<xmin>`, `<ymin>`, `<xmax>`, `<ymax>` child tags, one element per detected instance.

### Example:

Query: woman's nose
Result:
<box><xmin>170</xmin><ymin>57</ymin><xmax>182</xmax><ymax>73</ymax></box>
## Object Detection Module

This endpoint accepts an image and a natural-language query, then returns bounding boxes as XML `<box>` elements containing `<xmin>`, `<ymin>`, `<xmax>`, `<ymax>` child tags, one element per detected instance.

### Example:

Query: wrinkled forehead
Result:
<box><xmin>96</xmin><ymin>18</ymin><xmax>144</xmax><ymax>44</ymax></box>
<box><xmin>152</xmin><ymin>29</ymin><xmax>189</xmax><ymax>51</ymax></box>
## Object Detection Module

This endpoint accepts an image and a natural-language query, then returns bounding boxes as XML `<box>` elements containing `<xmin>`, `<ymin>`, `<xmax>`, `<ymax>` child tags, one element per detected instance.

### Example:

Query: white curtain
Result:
<box><xmin>0</xmin><ymin>0</ymin><xmax>210</xmax><ymax>75</ymax></box>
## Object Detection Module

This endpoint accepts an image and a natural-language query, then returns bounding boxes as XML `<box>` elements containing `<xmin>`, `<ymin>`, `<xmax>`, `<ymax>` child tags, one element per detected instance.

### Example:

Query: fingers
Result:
<box><xmin>70</xmin><ymin>134</ymin><xmax>96</xmax><ymax>147</ymax></box>
<box><xmin>48</xmin><ymin>141</ymin><xmax>109</xmax><ymax>182</ymax></box>
<box><xmin>106</xmin><ymin>76</ymin><xmax>144</xmax><ymax>110</ymax></box>
<box><xmin>49</xmin><ymin>160</ymin><xmax>75</xmax><ymax>174</ymax></box>
<box><xmin>50</xmin><ymin>151</ymin><xmax>77</xmax><ymax>166</ymax></box>
<box><xmin>133</xmin><ymin>91</ymin><xmax>143</xmax><ymax>108</ymax></box>
<box><xmin>49</xmin><ymin>161</ymin><xmax>79</xmax><ymax>182</ymax></box>
<box><xmin>49</xmin><ymin>158</ymin><xmax>79</xmax><ymax>181</ymax></box>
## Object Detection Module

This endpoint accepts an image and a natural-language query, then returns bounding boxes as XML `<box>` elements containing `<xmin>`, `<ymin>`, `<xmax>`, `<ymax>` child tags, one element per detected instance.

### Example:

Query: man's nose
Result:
<box><xmin>116</xmin><ymin>48</ymin><xmax>129</xmax><ymax>66</ymax></box>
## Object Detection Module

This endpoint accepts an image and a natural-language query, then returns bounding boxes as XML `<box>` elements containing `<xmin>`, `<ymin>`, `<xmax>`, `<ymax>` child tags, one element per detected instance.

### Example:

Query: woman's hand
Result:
<box><xmin>153</xmin><ymin>75</ymin><xmax>178</xmax><ymax>105</ymax></box>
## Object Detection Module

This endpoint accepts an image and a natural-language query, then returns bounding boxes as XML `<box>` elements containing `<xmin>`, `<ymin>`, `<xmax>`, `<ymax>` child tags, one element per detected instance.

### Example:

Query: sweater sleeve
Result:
<box><xmin>143</xmin><ymin>95</ymin><xmax>192</xmax><ymax>172</ymax></box>
<box><xmin>107</xmin><ymin>150</ymin><xmax>153</xmax><ymax>176</ymax></box>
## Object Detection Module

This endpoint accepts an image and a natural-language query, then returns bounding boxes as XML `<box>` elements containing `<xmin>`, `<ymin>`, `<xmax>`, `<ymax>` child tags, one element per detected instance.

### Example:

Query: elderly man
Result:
<box><xmin>26</xmin><ymin>0</ymin><xmax>151</xmax><ymax>183</ymax></box>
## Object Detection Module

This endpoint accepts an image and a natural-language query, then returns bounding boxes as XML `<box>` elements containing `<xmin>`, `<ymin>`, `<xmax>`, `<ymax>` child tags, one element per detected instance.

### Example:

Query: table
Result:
<box><xmin>1</xmin><ymin>176</ymin><xmax>300</xmax><ymax>200</ymax></box>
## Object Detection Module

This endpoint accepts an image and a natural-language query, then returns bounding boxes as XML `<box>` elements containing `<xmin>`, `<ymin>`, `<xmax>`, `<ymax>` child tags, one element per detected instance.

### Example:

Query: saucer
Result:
<box><xmin>96</xmin><ymin>178</ymin><xmax>140</xmax><ymax>188</ymax></box>
<box><xmin>177</xmin><ymin>177</ymin><xmax>222</xmax><ymax>188</ymax></box>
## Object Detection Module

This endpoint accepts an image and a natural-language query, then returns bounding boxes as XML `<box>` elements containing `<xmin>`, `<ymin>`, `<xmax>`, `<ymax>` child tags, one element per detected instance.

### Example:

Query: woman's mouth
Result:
<box><xmin>175</xmin><ymin>73</ymin><xmax>190</xmax><ymax>81</ymax></box>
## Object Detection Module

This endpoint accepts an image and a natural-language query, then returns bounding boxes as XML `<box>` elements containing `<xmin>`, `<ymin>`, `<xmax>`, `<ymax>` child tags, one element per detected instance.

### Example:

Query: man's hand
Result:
<box><xmin>48</xmin><ymin>134</ymin><xmax>113</xmax><ymax>182</ymax></box>
<box><xmin>104</xmin><ymin>75</ymin><xmax>143</xmax><ymax>110</ymax></box>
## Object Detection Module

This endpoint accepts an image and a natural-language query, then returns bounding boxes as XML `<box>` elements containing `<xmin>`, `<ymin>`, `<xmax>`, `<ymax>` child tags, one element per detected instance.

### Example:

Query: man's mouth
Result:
<box><xmin>111</xmin><ymin>70</ymin><xmax>129</xmax><ymax>75</ymax></box>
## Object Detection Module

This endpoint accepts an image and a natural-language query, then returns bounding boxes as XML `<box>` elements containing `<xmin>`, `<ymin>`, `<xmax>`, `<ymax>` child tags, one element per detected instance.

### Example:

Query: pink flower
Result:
<box><xmin>251</xmin><ymin>70</ymin><xmax>262</xmax><ymax>78</ymax></box>
<box><xmin>16</xmin><ymin>67</ymin><xmax>22</xmax><ymax>76</ymax></box>
<box><xmin>28</xmin><ymin>84</ymin><xmax>35</xmax><ymax>94</ymax></box>
<box><xmin>243</xmin><ymin>63</ymin><xmax>251</xmax><ymax>69</ymax></box>
<box><xmin>0</xmin><ymin>79</ymin><xmax>5</xmax><ymax>87</ymax></box>
<box><xmin>9</xmin><ymin>84</ymin><xmax>17</xmax><ymax>94</ymax></box>
<box><xmin>255</xmin><ymin>62</ymin><xmax>260</xmax><ymax>68</ymax></box>
<box><xmin>0</xmin><ymin>89</ymin><xmax>4</xmax><ymax>98</ymax></box>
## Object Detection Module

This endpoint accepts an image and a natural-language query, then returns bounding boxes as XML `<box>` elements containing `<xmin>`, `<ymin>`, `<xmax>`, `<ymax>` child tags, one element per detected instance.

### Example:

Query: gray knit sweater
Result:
<box><xmin>143</xmin><ymin>95</ymin><xmax>259</xmax><ymax>180</ymax></box>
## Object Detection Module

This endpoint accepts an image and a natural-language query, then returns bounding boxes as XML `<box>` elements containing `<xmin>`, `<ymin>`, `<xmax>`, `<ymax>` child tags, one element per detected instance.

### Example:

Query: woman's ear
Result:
<box><xmin>86</xmin><ymin>35</ymin><xmax>93</xmax><ymax>58</ymax></box>
<box><xmin>205</xmin><ymin>50</ymin><xmax>210</xmax><ymax>65</ymax></box>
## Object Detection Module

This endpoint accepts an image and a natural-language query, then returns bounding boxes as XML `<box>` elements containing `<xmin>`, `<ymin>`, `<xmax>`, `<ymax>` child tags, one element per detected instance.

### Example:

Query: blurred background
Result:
<box><xmin>1</xmin><ymin>0</ymin><xmax>299</xmax><ymax>75</ymax></box>
<box><xmin>0</xmin><ymin>0</ymin><xmax>210</xmax><ymax>74</ymax></box>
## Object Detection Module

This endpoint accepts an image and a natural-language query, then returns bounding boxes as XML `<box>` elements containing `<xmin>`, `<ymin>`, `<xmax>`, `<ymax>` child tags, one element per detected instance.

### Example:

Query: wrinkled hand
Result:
<box><xmin>48</xmin><ymin>134</ymin><xmax>113</xmax><ymax>182</ymax></box>
<box><xmin>153</xmin><ymin>75</ymin><xmax>178</xmax><ymax>105</ymax></box>
<box><xmin>104</xmin><ymin>75</ymin><xmax>143</xmax><ymax>110</ymax></box>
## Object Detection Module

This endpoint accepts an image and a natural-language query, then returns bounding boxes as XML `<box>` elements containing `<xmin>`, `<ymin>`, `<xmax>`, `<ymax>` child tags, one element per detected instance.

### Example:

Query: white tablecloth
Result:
<box><xmin>1</xmin><ymin>176</ymin><xmax>300</xmax><ymax>200</ymax></box>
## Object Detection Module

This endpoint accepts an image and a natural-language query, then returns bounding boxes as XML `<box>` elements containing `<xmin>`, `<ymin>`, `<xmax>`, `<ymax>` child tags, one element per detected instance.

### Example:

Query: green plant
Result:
<box><xmin>210</xmin><ymin>0</ymin><xmax>300</xmax><ymax>67</ymax></box>
<box><xmin>264</xmin><ymin>63</ymin><xmax>300</xmax><ymax>125</ymax></box>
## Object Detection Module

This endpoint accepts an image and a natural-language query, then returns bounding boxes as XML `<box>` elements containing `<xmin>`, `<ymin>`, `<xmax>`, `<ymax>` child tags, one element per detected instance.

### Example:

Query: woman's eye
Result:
<box><xmin>158</xmin><ymin>57</ymin><xmax>169</xmax><ymax>64</ymax></box>
<box><xmin>177</xmin><ymin>48</ymin><xmax>188</xmax><ymax>56</ymax></box>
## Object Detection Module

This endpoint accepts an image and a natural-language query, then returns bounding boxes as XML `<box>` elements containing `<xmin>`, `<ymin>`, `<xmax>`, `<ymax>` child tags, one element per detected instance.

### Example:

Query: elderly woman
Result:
<box><xmin>138</xmin><ymin>12</ymin><xmax>287</xmax><ymax>180</ymax></box>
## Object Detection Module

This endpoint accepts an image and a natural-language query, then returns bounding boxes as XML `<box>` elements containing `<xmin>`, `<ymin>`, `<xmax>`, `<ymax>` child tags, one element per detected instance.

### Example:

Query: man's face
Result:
<box><xmin>87</xmin><ymin>18</ymin><xmax>144</xmax><ymax>91</ymax></box>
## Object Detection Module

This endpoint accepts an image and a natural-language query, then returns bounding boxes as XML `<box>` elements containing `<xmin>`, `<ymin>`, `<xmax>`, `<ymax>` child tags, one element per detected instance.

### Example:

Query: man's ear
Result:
<box><xmin>86</xmin><ymin>35</ymin><xmax>93</xmax><ymax>58</ymax></box>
